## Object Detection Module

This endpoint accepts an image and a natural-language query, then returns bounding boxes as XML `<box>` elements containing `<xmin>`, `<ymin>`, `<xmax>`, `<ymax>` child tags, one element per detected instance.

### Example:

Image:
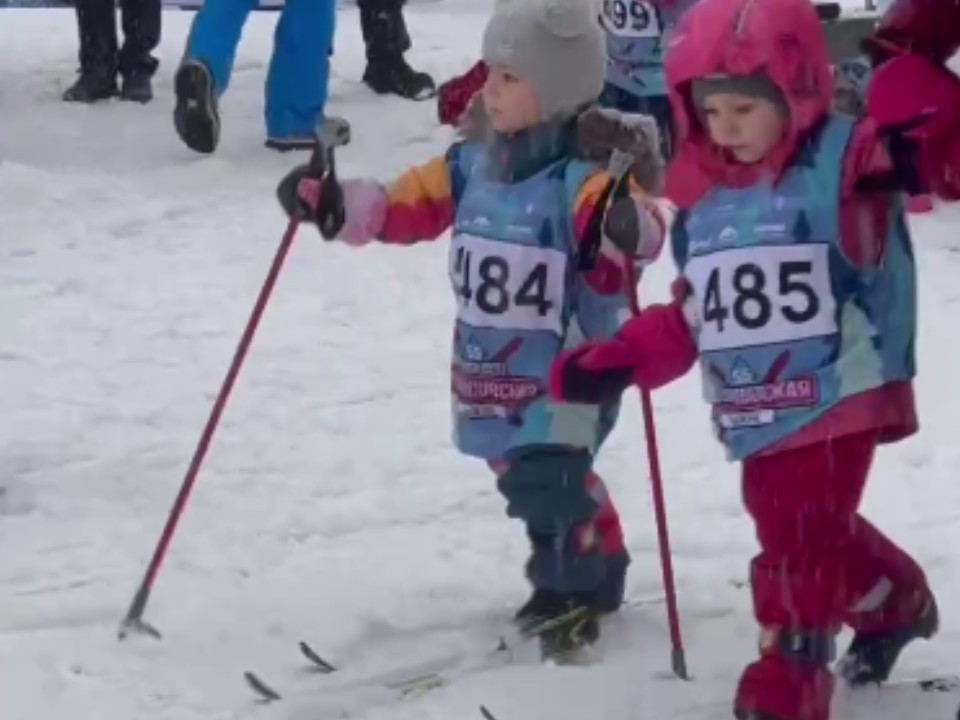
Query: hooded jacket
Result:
<box><xmin>572</xmin><ymin>0</ymin><xmax>960</xmax><ymax>457</ymax></box>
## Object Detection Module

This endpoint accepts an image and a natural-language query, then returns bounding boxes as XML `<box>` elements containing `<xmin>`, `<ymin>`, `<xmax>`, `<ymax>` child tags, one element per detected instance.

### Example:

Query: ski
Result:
<box><xmin>480</xmin><ymin>705</ymin><xmax>500</xmax><ymax>720</ymax></box>
<box><xmin>243</xmin><ymin>637</ymin><xmax>513</xmax><ymax>704</ymax></box>
<box><xmin>914</xmin><ymin>675</ymin><xmax>960</xmax><ymax>692</ymax></box>
<box><xmin>298</xmin><ymin>640</ymin><xmax>336</xmax><ymax>673</ymax></box>
<box><xmin>243</xmin><ymin>595</ymin><xmax>664</xmax><ymax>704</ymax></box>
<box><xmin>243</xmin><ymin>670</ymin><xmax>282</xmax><ymax>702</ymax></box>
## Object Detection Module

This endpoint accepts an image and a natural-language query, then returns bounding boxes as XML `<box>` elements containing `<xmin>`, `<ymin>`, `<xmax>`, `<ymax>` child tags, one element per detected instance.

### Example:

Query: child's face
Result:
<box><xmin>482</xmin><ymin>66</ymin><xmax>541</xmax><ymax>134</ymax></box>
<box><xmin>700</xmin><ymin>93</ymin><xmax>785</xmax><ymax>164</ymax></box>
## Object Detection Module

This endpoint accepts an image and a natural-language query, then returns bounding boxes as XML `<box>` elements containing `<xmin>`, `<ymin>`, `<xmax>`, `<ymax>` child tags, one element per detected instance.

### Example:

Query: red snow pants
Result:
<box><xmin>735</xmin><ymin>431</ymin><xmax>931</xmax><ymax>720</ymax></box>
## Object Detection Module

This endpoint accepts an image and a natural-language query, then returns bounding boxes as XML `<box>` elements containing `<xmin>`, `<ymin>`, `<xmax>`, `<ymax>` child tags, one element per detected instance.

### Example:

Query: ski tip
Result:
<box><xmin>479</xmin><ymin>704</ymin><xmax>498</xmax><ymax>720</ymax></box>
<box><xmin>918</xmin><ymin>676</ymin><xmax>960</xmax><ymax>692</ymax></box>
<box><xmin>244</xmin><ymin>671</ymin><xmax>282</xmax><ymax>702</ymax></box>
<box><xmin>298</xmin><ymin>641</ymin><xmax>337</xmax><ymax>673</ymax></box>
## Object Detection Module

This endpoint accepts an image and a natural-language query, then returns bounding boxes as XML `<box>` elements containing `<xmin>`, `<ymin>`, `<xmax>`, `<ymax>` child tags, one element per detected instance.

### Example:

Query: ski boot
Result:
<box><xmin>838</xmin><ymin>592</ymin><xmax>939</xmax><ymax>686</ymax></box>
<box><xmin>514</xmin><ymin>552</ymin><xmax>629</xmax><ymax>632</ymax></box>
<box><xmin>520</xmin><ymin>596</ymin><xmax>600</xmax><ymax>664</ymax></box>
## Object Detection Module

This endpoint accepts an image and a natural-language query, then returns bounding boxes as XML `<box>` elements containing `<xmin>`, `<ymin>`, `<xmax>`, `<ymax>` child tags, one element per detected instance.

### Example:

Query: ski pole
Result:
<box><xmin>624</xmin><ymin>260</ymin><xmax>689</xmax><ymax>680</ymax></box>
<box><xmin>119</xmin><ymin>123</ymin><xmax>350</xmax><ymax>641</ymax></box>
<box><xmin>118</xmin><ymin>212</ymin><xmax>303</xmax><ymax>640</ymax></box>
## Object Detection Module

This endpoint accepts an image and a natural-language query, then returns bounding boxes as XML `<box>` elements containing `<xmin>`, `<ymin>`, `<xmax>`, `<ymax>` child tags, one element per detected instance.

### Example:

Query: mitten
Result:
<box><xmin>549</xmin><ymin>338</ymin><xmax>638</xmax><ymax>405</ymax></box>
<box><xmin>276</xmin><ymin>167</ymin><xmax>341</xmax><ymax>236</ymax></box>
<box><xmin>865</xmin><ymin>0</ymin><xmax>960</xmax><ymax>66</ymax></box>
<box><xmin>278</xmin><ymin>168</ymin><xmax>388</xmax><ymax>246</ymax></box>
<box><xmin>601</xmin><ymin>195</ymin><xmax>665</xmax><ymax>267</ymax></box>
<box><xmin>868</xmin><ymin>52</ymin><xmax>960</xmax><ymax>199</ymax></box>
<box><xmin>577</xmin><ymin>106</ymin><xmax>664</xmax><ymax>194</ymax></box>
<box><xmin>867</xmin><ymin>53</ymin><xmax>960</xmax><ymax>143</ymax></box>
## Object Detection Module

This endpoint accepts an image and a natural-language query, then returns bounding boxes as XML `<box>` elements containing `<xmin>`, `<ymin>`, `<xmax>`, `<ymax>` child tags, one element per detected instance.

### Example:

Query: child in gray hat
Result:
<box><xmin>279</xmin><ymin>0</ymin><xmax>668</xmax><ymax>661</ymax></box>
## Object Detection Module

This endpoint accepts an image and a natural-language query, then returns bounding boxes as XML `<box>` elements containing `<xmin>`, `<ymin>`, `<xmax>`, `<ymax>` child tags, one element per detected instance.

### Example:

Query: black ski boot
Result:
<box><xmin>63</xmin><ymin>71</ymin><xmax>117</xmax><ymax>103</ymax></box>
<box><xmin>174</xmin><ymin>59</ymin><xmax>220</xmax><ymax>154</ymax></box>
<box><xmin>515</xmin><ymin>588</ymin><xmax>571</xmax><ymax>634</ymax></box>
<box><xmin>838</xmin><ymin>592</ymin><xmax>939</xmax><ymax>686</ymax></box>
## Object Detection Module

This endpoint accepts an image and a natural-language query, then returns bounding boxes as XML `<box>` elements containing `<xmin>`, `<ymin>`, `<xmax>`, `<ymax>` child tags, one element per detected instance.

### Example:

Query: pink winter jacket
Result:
<box><xmin>598</xmin><ymin>0</ymin><xmax>960</xmax><ymax>456</ymax></box>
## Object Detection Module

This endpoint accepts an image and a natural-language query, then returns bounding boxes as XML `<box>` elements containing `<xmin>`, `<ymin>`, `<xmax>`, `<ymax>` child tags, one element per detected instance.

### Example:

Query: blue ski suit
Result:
<box><xmin>185</xmin><ymin>0</ymin><xmax>336</xmax><ymax>140</ymax></box>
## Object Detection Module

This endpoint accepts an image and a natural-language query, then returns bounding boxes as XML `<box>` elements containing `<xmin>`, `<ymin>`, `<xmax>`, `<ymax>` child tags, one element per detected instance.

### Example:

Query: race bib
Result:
<box><xmin>449</xmin><ymin>235</ymin><xmax>567</xmax><ymax>334</ymax></box>
<box><xmin>685</xmin><ymin>244</ymin><xmax>838</xmax><ymax>352</ymax></box>
<box><xmin>601</xmin><ymin>0</ymin><xmax>661</xmax><ymax>38</ymax></box>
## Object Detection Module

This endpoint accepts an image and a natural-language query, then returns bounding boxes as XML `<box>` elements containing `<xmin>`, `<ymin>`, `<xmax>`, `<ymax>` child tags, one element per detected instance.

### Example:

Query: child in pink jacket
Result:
<box><xmin>550</xmin><ymin>0</ymin><xmax>960</xmax><ymax>716</ymax></box>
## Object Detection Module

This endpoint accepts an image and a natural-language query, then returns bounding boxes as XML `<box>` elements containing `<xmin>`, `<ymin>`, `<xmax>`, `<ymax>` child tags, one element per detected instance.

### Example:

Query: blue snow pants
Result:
<box><xmin>186</xmin><ymin>0</ymin><xmax>336</xmax><ymax>139</ymax></box>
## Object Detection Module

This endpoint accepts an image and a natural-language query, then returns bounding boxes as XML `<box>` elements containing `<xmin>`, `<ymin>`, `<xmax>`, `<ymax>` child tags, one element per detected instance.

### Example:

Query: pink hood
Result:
<box><xmin>663</xmin><ymin>0</ymin><xmax>835</xmax><ymax>207</ymax></box>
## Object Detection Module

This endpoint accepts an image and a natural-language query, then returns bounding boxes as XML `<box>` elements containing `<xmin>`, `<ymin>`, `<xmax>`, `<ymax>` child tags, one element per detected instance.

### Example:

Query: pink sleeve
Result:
<box><xmin>337</xmin><ymin>180</ymin><xmax>388</xmax><ymax>247</ymax></box>
<box><xmin>333</xmin><ymin>156</ymin><xmax>455</xmax><ymax>247</ymax></box>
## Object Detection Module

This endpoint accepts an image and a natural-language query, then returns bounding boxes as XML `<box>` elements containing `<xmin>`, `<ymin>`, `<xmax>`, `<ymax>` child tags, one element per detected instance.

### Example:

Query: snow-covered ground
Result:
<box><xmin>2</xmin><ymin>5</ymin><xmax>959</xmax><ymax>720</ymax></box>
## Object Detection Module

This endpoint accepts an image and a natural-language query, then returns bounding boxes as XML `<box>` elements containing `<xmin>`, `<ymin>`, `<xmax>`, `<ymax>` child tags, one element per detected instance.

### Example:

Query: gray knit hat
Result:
<box><xmin>481</xmin><ymin>0</ymin><xmax>605</xmax><ymax>122</ymax></box>
<box><xmin>691</xmin><ymin>73</ymin><xmax>788</xmax><ymax>116</ymax></box>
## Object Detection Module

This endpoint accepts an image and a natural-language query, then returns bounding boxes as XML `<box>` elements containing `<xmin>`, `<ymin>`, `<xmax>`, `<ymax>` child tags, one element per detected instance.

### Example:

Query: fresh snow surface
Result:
<box><xmin>2</xmin><ymin>5</ymin><xmax>959</xmax><ymax>720</ymax></box>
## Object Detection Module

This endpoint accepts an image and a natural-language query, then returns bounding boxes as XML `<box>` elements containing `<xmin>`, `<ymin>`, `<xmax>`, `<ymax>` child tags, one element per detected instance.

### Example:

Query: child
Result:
<box><xmin>550</xmin><ymin>0</ymin><xmax>960</xmax><ymax>716</ymax></box>
<box><xmin>437</xmin><ymin>0</ymin><xmax>701</xmax><ymax>160</ymax></box>
<box><xmin>278</xmin><ymin>0</ymin><xmax>667</xmax><ymax>658</ymax></box>
<box><xmin>600</xmin><ymin>0</ymin><xmax>701</xmax><ymax>158</ymax></box>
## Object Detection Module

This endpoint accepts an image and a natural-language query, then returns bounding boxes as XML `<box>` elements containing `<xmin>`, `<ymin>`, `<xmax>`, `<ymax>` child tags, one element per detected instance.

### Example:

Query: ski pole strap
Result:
<box><xmin>577</xmin><ymin>151</ymin><xmax>634</xmax><ymax>271</ymax></box>
<box><xmin>759</xmin><ymin>626</ymin><xmax>837</xmax><ymax>664</ymax></box>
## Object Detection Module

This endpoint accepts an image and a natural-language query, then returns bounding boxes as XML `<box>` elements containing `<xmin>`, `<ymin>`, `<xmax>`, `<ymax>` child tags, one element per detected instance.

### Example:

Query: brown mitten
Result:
<box><xmin>577</xmin><ymin>107</ymin><xmax>664</xmax><ymax>194</ymax></box>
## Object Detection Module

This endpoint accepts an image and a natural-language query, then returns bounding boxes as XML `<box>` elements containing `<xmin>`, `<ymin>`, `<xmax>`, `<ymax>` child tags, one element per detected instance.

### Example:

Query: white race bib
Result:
<box><xmin>685</xmin><ymin>244</ymin><xmax>838</xmax><ymax>352</ymax></box>
<box><xmin>449</xmin><ymin>235</ymin><xmax>567</xmax><ymax>334</ymax></box>
<box><xmin>601</xmin><ymin>0</ymin><xmax>661</xmax><ymax>38</ymax></box>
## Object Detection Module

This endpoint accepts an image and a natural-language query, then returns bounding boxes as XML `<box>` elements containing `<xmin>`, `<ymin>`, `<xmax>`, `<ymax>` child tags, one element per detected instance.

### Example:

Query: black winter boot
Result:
<box><xmin>63</xmin><ymin>71</ymin><xmax>117</xmax><ymax>103</ymax></box>
<box><xmin>358</xmin><ymin>0</ymin><xmax>435</xmax><ymax>100</ymax></box>
<box><xmin>838</xmin><ymin>592</ymin><xmax>939</xmax><ymax>686</ymax></box>
<box><xmin>363</xmin><ymin>54</ymin><xmax>436</xmax><ymax>101</ymax></box>
<box><xmin>120</xmin><ymin>73</ymin><xmax>152</xmax><ymax>103</ymax></box>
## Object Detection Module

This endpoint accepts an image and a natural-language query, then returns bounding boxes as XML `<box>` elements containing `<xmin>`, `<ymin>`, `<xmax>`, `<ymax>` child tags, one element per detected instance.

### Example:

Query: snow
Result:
<box><xmin>1</xmin><ymin>5</ymin><xmax>959</xmax><ymax>720</ymax></box>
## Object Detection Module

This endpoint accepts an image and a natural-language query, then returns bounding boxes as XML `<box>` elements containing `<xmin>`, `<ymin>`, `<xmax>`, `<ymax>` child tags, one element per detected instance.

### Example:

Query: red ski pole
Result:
<box><xmin>119</xmin><ymin>122</ymin><xmax>351</xmax><ymax>641</ymax></box>
<box><xmin>118</xmin><ymin>214</ymin><xmax>303</xmax><ymax>640</ymax></box>
<box><xmin>624</xmin><ymin>260</ymin><xmax>689</xmax><ymax>680</ymax></box>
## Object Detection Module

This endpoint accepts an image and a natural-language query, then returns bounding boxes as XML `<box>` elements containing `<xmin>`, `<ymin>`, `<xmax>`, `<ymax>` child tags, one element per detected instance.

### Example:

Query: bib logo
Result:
<box><xmin>452</xmin><ymin>336</ymin><xmax>543</xmax><ymax>424</ymax></box>
<box><xmin>730</xmin><ymin>357</ymin><xmax>757</xmax><ymax>386</ymax></box>
<box><xmin>715</xmin><ymin>351</ymin><xmax>820</xmax><ymax>427</ymax></box>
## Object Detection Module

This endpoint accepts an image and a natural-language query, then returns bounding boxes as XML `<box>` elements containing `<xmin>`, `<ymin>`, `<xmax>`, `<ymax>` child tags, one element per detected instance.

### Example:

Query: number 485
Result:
<box><xmin>702</xmin><ymin>261</ymin><xmax>821</xmax><ymax>332</ymax></box>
